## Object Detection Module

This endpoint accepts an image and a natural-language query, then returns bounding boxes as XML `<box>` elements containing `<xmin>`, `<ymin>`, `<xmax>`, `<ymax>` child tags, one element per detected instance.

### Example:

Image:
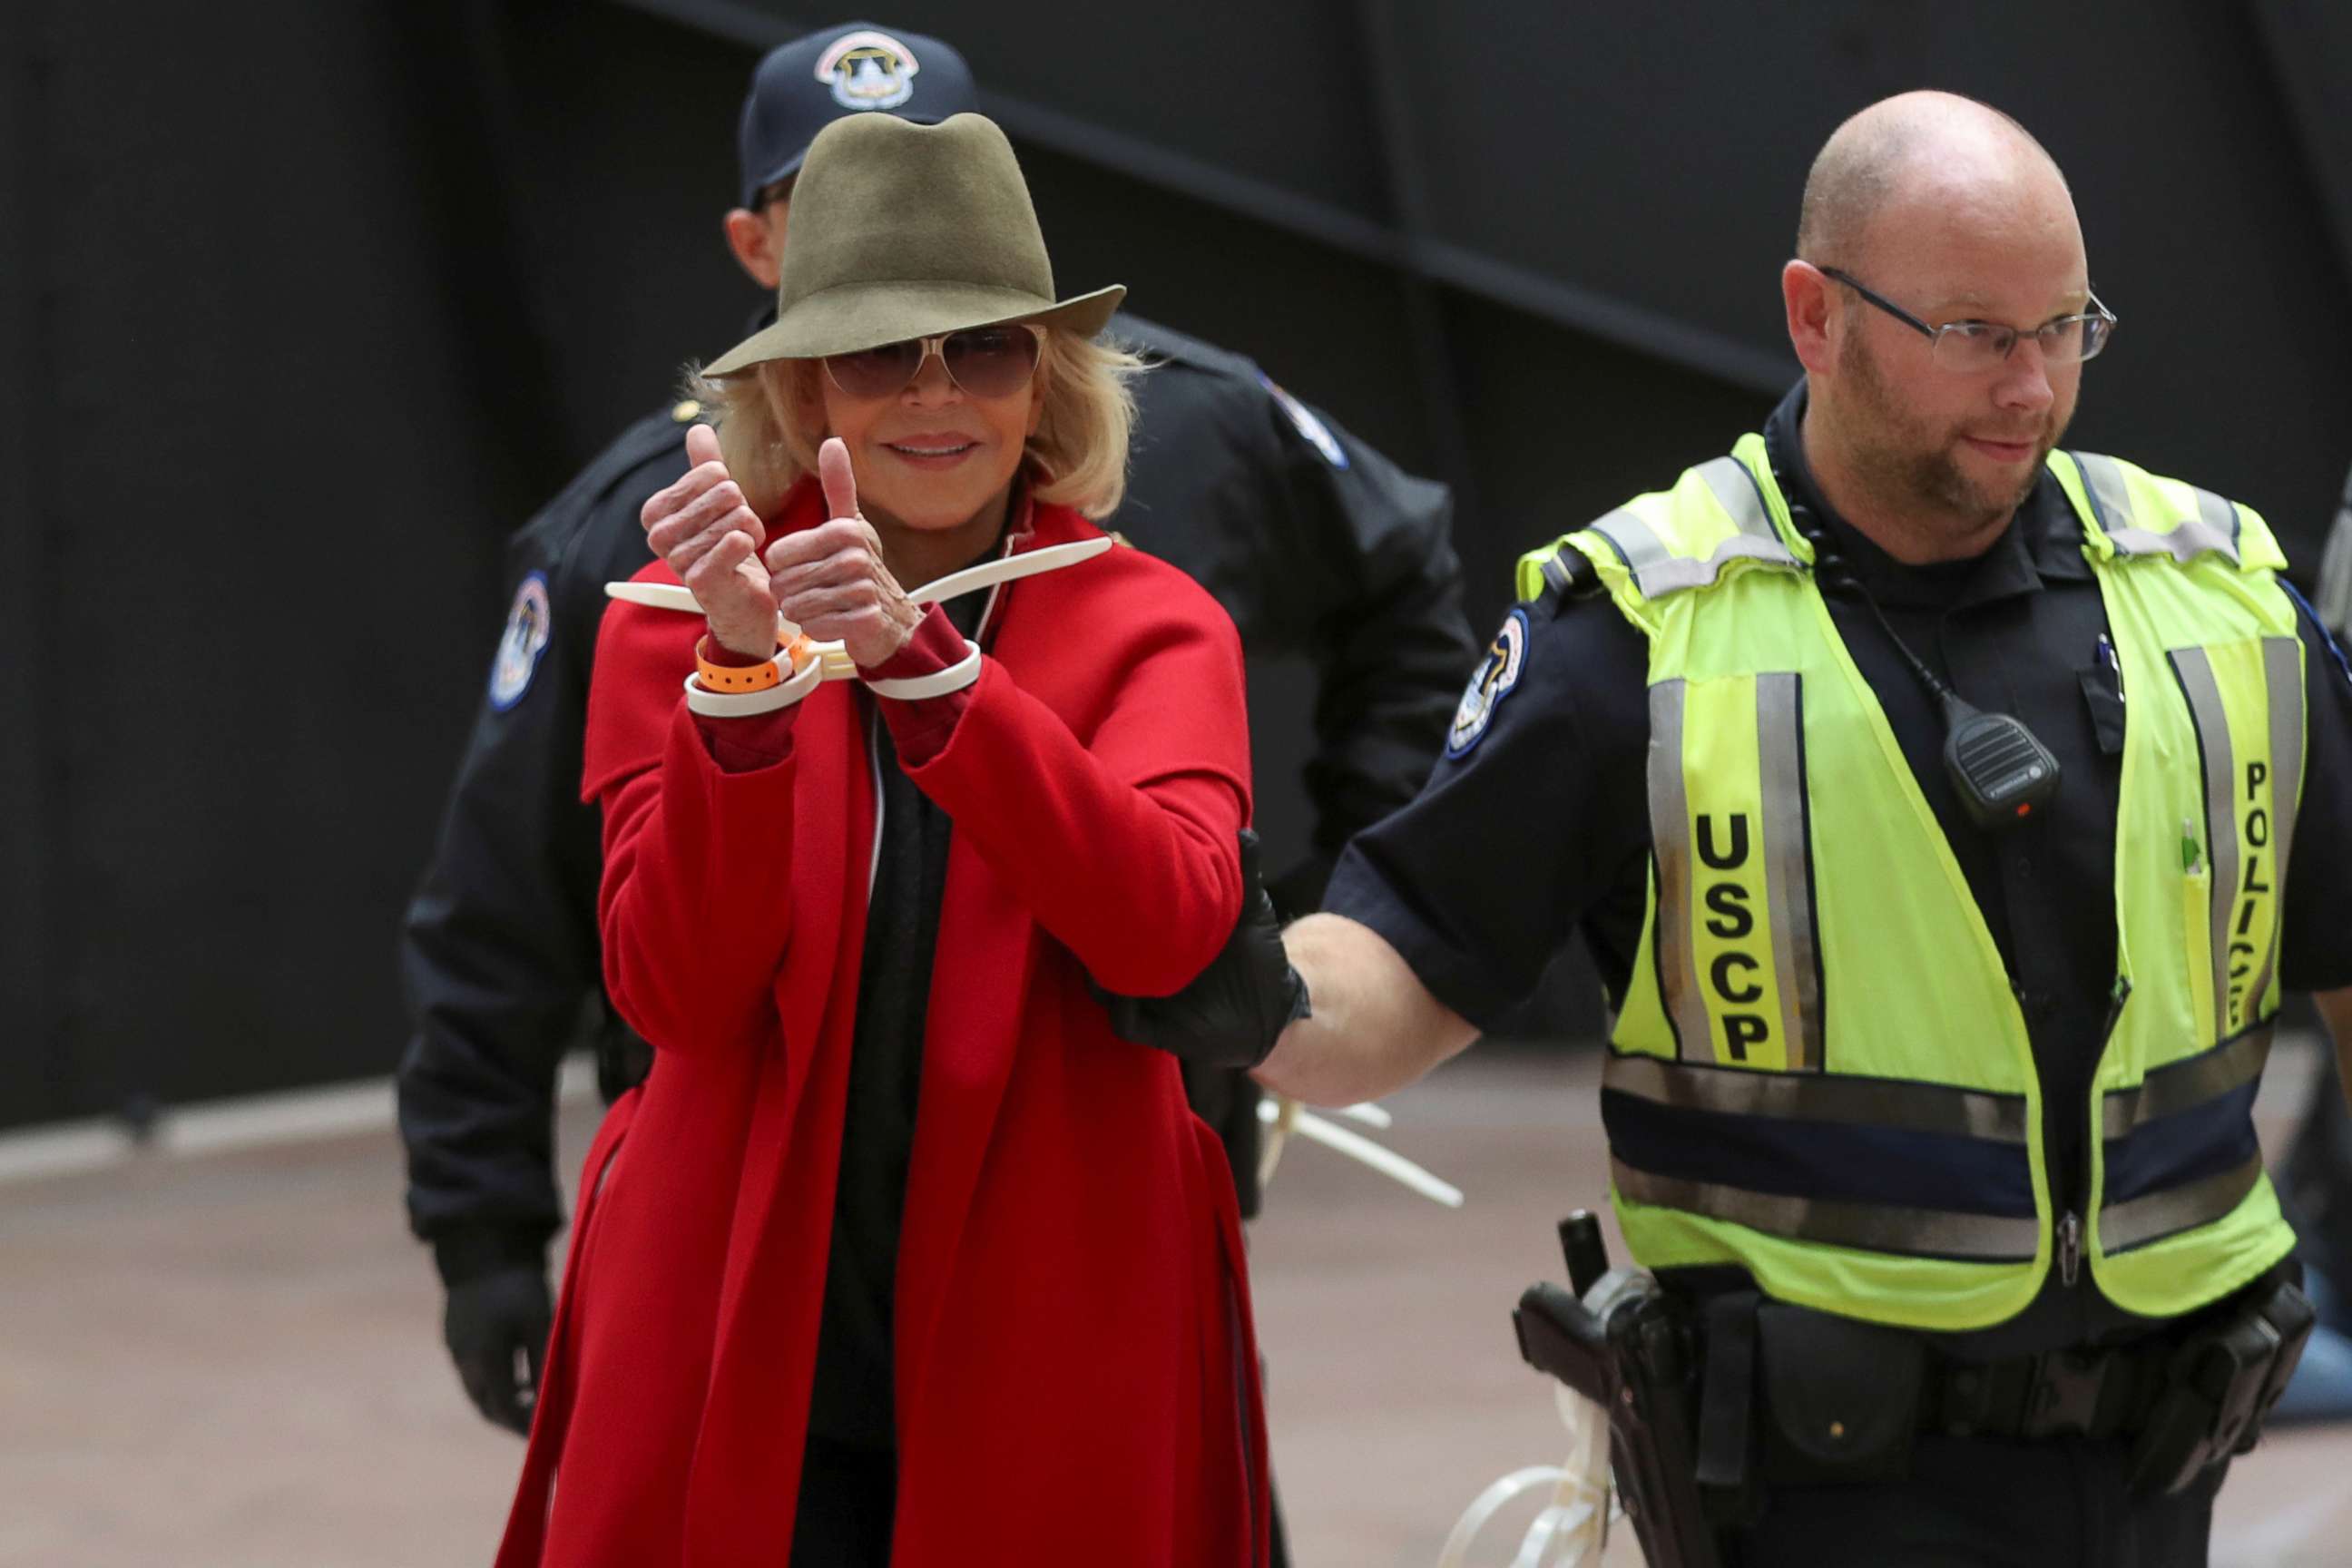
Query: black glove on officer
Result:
<box><xmin>439</xmin><ymin>1246</ymin><xmax>553</xmax><ymax>1436</ymax></box>
<box><xmin>1096</xmin><ymin>828</ymin><xmax>1310</xmax><ymax>1068</ymax></box>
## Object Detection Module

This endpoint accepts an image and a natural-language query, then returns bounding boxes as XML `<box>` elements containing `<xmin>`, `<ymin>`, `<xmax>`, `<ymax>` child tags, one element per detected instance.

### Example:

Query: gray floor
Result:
<box><xmin>3</xmin><ymin>1044</ymin><xmax>2347</xmax><ymax>1567</ymax></box>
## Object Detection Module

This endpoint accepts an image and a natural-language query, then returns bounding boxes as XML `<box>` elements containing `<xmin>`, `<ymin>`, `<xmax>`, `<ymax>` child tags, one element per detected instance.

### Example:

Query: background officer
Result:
<box><xmin>393</xmin><ymin>16</ymin><xmax>1475</xmax><ymax>1465</ymax></box>
<box><xmin>2271</xmin><ymin>462</ymin><xmax>2352</xmax><ymax>1419</ymax></box>
<box><xmin>1238</xmin><ymin>92</ymin><xmax>2352</xmax><ymax>1565</ymax></box>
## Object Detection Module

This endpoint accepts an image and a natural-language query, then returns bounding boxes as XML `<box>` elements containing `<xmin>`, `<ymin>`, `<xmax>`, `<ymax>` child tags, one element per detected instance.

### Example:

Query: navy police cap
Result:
<box><xmin>737</xmin><ymin>22</ymin><xmax>980</xmax><ymax>210</ymax></box>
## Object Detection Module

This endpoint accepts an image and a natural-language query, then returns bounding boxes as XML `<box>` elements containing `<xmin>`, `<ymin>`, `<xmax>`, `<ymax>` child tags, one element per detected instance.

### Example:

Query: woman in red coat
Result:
<box><xmin>495</xmin><ymin>112</ymin><xmax>1269</xmax><ymax>1567</ymax></box>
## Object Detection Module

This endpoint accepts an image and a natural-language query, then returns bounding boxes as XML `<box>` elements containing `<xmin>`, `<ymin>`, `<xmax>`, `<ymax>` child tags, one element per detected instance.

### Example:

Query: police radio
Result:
<box><xmin>1936</xmin><ymin>690</ymin><xmax>2063</xmax><ymax>829</ymax></box>
<box><xmin>1792</xmin><ymin>505</ymin><xmax>2063</xmax><ymax>831</ymax></box>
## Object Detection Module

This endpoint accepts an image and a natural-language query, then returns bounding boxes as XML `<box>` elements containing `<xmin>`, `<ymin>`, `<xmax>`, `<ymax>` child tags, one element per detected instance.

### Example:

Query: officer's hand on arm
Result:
<box><xmin>443</xmin><ymin>1264</ymin><xmax>554</xmax><ymax>1437</ymax></box>
<box><xmin>1254</xmin><ymin>913</ymin><xmax>1478</xmax><ymax>1106</ymax></box>
<box><xmin>643</xmin><ymin>423</ymin><xmax>777</xmax><ymax>659</ymax></box>
<box><xmin>1096</xmin><ymin>829</ymin><xmax>1309</xmax><ymax>1067</ymax></box>
<box><xmin>764</xmin><ymin>439</ymin><xmax>922</xmax><ymax>669</ymax></box>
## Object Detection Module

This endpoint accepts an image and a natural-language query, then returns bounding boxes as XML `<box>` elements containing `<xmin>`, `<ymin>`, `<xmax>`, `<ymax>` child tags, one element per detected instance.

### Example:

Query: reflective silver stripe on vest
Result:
<box><xmin>1698</xmin><ymin>456</ymin><xmax>1775</xmax><ymax>543</ymax></box>
<box><xmin>2100</xmin><ymin>1023</ymin><xmax>2274</xmax><ymax>1142</ymax></box>
<box><xmin>2171</xmin><ymin>645</ymin><xmax>2240</xmax><ymax>1044</ymax></box>
<box><xmin>1647</xmin><ymin>679</ymin><xmax>1714</xmax><ymax>1062</ymax></box>
<box><xmin>1649</xmin><ymin>674</ymin><xmax>1821</xmax><ymax>1066</ymax></box>
<box><xmin>2098</xmin><ymin>1152</ymin><xmax>2267</xmax><ymax>1255</ymax></box>
<box><xmin>1612</xmin><ymin>1157</ymin><xmax>2041</xmax><ymax>1262</ymax></box>
<box><xmin>1606</xmin><ymin>1053</ymin><xmax>2029</xmax><ymax>1142</ymax></box>
<box><xmin>2073</xmin><ymin>450</ymin><xmax>2242</xmax><ymax>566</ymax></box>
<box><xmin>1756</xmin><ymin>672</ymin><xmax>1823</xmax><ymax>1070</ymax></box>
<box><xmin>2241</xmin><ymin>635</ymin><xmax>2305</xmax><ymax>1020</ymax></box>
<box><xmin>1588</xmin><ymin>456</ymin><xmax>1798</xmax><ymax>599</ymax></box>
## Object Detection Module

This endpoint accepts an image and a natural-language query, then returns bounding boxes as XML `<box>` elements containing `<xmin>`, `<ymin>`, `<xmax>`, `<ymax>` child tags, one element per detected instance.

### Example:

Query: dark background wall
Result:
<box><xmin>4</xmin><ymin>0</ymin><xmax>2348</xmax><ymax>1130</ymax></box>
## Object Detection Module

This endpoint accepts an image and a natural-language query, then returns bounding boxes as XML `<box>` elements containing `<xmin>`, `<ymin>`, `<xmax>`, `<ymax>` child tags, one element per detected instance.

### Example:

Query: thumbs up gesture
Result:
<box><xmin>641</xmin><ymin>423</ymin><xmax>778</xmax><ymax>659</ymax></box>
<box><xmin>763</xmin><ymin>437</ymin><xmax>922</xmax><ymax>670</ymax></box>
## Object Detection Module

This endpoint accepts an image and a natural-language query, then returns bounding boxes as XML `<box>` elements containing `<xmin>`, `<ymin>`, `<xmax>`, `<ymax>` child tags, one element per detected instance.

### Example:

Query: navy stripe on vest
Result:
<box><xmin>2100</xmin><ymin>1075</ymin><xmax>2263</xmax><ymax>1207</ymax></box>
<box><xmin>1601</xmin><ymin>1087</ymin><xmax>2037</xmax><ymax>1219</ymax></box>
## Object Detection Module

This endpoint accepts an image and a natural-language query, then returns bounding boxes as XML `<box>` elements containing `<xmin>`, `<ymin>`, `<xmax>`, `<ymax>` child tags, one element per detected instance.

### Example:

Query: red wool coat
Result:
<box><xmin>495</xmin><ymin>485</ymin><xmax>1271</xmax><ymax>1567</ymax></box>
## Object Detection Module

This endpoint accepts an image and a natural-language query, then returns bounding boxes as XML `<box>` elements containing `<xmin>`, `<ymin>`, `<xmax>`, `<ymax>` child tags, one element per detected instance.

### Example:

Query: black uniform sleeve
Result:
<box><xmin>1321</xmin><ymin>583</ymin><xmax>1653</xmax><ymax>1034</ymax></box>
<box><xmin>2310</xmin><ymin>460</ymin><xmax>2352</xmax><ymax>634</ymax></box>
<box><xmin>394</xmin><ymin>414</ymin><xmax>682</xmax><ymax>1280</ymax></box>
<box><xmin>1108</xmin><ymin>316</ymin><xmax>1478</xmax><ymax>911</ymax></box>
<box><xmin>2278</xmin><ymin>592</ymin><xmax>2352</xmax><ymax>992</ymax></box>
<box><xmin>1277</xmin><ymin>395</ymin><xmax>1482</xmax><ymax>905</ymax></box>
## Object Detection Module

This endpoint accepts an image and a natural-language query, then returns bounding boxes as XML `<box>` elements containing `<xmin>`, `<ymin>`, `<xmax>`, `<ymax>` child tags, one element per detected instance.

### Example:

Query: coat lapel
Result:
<box><xmin>890</xmin><ymin>509</ymin><xmax>1093</xmax><ymax>1425</ymax></box>
<box><xmin>686</xmin><ymin>679</ymin><xmax>873</xmax><ymax>1556</ymax></box>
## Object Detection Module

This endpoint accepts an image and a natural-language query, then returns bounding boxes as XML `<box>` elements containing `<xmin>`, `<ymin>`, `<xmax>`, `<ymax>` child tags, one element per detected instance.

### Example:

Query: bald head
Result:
<box><xmin>1797</xmin><ymin>92</ymin><xmax>2070</xmax><ymax>267</ymax></box>
<box><xmin>1781</xmin><ymin>93</ymin><xmax>2096</xmax><ymax>561</ymax></box>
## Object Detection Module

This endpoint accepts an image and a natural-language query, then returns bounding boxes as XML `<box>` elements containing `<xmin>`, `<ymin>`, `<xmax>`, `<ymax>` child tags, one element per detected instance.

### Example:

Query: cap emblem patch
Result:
<box><xmin>814</xmin><ymin>30</ymin><xmax>922</xmax><ymax>112</ymax></box>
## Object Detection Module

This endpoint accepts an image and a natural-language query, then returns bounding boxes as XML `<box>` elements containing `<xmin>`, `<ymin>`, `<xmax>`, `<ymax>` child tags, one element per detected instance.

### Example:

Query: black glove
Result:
<box><xmin>442</xmin><ymin>1264</ymin><xmax>554</xmax><ymax>1436</ymax></box>
<box><xmin>1096</xmin><ymin>829</ymin><xmax>1311</xmax><ymax>1069</ymax></box>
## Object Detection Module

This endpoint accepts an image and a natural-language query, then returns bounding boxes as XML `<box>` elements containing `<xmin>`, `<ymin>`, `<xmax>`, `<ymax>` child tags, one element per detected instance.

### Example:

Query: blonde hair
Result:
<box><xmin>688</xmin><ymin>327</ymin><xmax>1144</xmax><ymax>521</ymax></box>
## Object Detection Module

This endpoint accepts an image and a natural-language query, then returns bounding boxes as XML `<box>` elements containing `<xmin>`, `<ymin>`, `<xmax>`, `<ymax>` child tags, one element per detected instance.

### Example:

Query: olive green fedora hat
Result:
<box><xmin>703</xmin><ymin>111</ymin><xmax>1123</xmax><ymax>374</ymax></box>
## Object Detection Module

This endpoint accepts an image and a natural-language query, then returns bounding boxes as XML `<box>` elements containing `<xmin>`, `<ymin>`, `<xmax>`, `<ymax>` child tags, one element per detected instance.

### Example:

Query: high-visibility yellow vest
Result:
<box><xmin>1516</xmin><ymin>436</ymin><xmax>2305</xmax><ymax>1331</ymax></box>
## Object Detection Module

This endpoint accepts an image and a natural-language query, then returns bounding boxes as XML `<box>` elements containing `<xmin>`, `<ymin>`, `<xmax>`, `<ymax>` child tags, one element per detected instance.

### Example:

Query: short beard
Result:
<box><xmin>1837</xmin><ymin>328</ymin><xmax>2060</xmax><ymax>532</ymax></box>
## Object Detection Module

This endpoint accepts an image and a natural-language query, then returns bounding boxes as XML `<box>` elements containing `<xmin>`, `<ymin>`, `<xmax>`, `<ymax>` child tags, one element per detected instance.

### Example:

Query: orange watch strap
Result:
<box><xmin>695</xmin><ymin>636</ymin><xmax>784</xmax><ymax>692</ymax></box>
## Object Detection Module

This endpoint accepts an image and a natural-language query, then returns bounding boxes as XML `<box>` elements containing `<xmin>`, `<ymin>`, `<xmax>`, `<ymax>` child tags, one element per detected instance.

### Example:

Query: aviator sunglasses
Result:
<box><xmin>821</xmin><ymin>322</ymin><xmax>1046</xmax><ymax>401</ymax></box>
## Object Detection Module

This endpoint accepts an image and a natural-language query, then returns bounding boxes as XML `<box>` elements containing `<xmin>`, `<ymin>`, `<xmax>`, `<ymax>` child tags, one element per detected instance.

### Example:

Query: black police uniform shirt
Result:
<box><xmin>397</xmin><ymin>402</ymin><xmax>693</xmax><ymax>1289</ymax></box>
<box><xmin>2277</xmin><ymin>456</ymin><xmax>2352</xmax><ymax>1294</ymax></box>
<box><xmin>396</xmin><ymin>311</ymin><xmax>1479</xmax><ymax>1282</ymax></box>
<box><xmin>1327</xmin><ymin>381</ymin><xmax>2352</xmax><ymax>1359</ymax></box>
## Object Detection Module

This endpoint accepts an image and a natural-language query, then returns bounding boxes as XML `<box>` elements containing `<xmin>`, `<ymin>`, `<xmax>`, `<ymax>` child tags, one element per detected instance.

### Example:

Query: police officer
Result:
<box><xmin>1214</xmin><ymin>92</ymin><xmax>2352</xmax><ymax>1564</ymax></box>
<box><xmin>2269</xmin><ymin>461</ymin><xmax>2352</xmax><ymax>1418</ymax></box>
<box><xmin>394</xmin><ymin>15</ymin><xmax>1475</xmax><ymax>1470</ymax></box>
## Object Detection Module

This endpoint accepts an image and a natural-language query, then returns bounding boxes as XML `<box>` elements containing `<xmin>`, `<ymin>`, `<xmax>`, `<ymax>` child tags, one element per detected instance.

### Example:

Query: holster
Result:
<box><xmin>2125</xmin><ymin>1274</ymin><xmax>2316</xmax><ymax>1496</ymax></box>
<box><xmin>1514</xmin><ymin>1265</ymin><xmax>1723</xmax><ymax>1568</ymax></box>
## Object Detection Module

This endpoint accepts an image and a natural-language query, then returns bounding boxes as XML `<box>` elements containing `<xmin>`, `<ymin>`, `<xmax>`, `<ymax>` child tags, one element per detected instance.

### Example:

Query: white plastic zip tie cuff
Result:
<box><xmin>1438</xmin><ymin>1383</ymin><xmax>1617</xmax><ymax>1567</ymax></box>
<box><xmin>682</xmin><ymin>650</ymin><xmax>824</xmax><ymax>717</ymax></box>
<box><xmin>906</xmin><ymin>537</ymin><xmax>1112</xmax><ymax>603</ymax></box>
<box><xmin>1256</xmin><ymin>1095</ymin><xmax>1465</xmax><ymax>1208</ymax></box>
<box><xmin>606</xmin><ymin>536</ymin><xmax>1112</xmax><ymax>617</ymax></box>
<box><xmin>862</xmin><ymin>640</ymin><xmax>982</xmax><ymax>701</ymax></box>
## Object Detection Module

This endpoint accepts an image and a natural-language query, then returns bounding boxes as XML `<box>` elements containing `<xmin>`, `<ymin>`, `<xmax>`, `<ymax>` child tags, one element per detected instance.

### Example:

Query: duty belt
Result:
<box><xmin>1925</xmin><ymin>1341</ymin><xmax>2164</xmax><ymax>1442</ymax></box>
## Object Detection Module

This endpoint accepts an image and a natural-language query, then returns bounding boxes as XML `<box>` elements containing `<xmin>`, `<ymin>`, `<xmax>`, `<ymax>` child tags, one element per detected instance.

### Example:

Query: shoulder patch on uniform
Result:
<box><xmin>1258</xmin><ymin>373</ymin><xmax>1348</xmax><ymax>469</ymax></box>
<box><xmin>2284</xmin><ymin>579</ymin><xmax>2352</xmax><ymax>688</ymax></box>
<box><xmin>1446</xmin><ymin>607</ymin><xmax>1529</xmax><ymax>758</ymax></box>
<box><xmin>489</xmin><ymin>571</ymin><xmax>554</xmax><ymax>710</ymax></box>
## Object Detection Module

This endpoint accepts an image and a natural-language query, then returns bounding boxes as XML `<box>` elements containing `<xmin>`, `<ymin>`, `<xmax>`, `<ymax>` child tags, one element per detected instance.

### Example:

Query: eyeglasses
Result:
<box><xmin>1819</xmin><ymin>267</ymin><xmax>2118</xmax><ymax>372</ymax></box>
<box><xmin>820</xmin><ymin>324</ymin><xmax>1046</xmax><ymax>401</ymax></box>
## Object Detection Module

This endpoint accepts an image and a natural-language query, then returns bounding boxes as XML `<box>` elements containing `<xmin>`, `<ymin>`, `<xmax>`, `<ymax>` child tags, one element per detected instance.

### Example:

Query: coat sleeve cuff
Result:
<box><xmin>691</xmin><ymin>701</ymin><xmax>801</xmax><ymax>772</ymax></box>
<box><xmin>871</xmin><ymin>604</ymin><xmax>977</xmax><ymax>767</ymax></box>
<box><xmin>865</xmin><ymin>603</ymin><xmax>967</xmax><ymax>677</ymax></box>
